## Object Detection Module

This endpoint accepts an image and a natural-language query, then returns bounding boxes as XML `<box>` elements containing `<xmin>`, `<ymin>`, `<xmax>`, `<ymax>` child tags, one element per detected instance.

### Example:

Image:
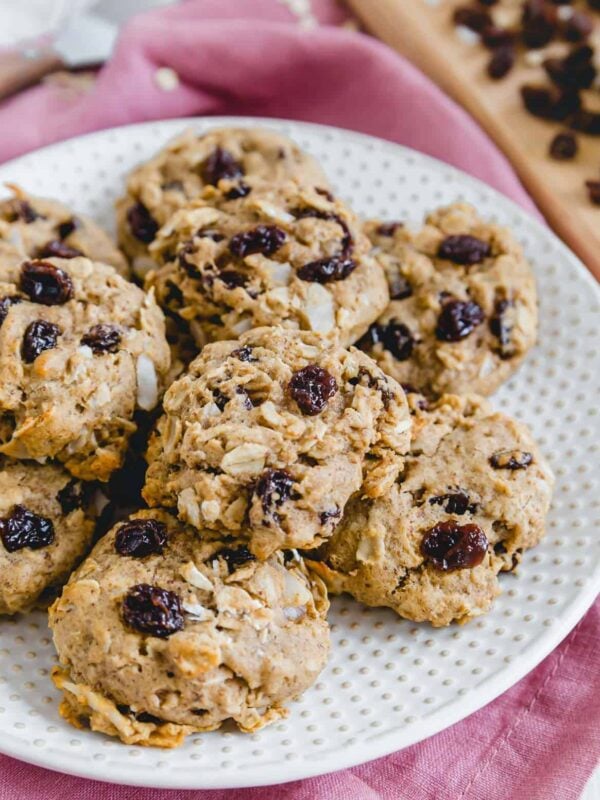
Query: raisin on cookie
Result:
<box><xmin>360</xmin><ymin>203</ymin><xmax>538</xmax><ymax>397</ymax></box>
<box><xmin>145</xmin><ymin>181</ymin><xmax>389</xmax><ymax>348</ymax></box>
<box><xmin>0</xmin><ymin>256</ymin><xmax>170</xmax><ymax>481</ymax></box>
<box><xmin>116</xmin><ymin>127</ymin><xmax>328</xmax><ymax>271</ymax></box>
<box><xmin>143</xmin><ymin>327</ymin><xmax>411</xmax><ymax>558</ymax></box>
<box><xmin>49</xmin><ymin>509</ymin><xmax>329</xmax><ymax>747</ymax></box>
<box><xmin>0</xmin><ymin>457</ymin><xmax>97</xmax><ymax>614</ymax></box>
<box><xmin>308</xmin><ymin>393</ymin><xmax>553</xmax><ymax>627</ymax></box>
<box><xmin>0</xmin><ymin>186</ymin><xmax>128</xmax><ymax>277</ymax></box>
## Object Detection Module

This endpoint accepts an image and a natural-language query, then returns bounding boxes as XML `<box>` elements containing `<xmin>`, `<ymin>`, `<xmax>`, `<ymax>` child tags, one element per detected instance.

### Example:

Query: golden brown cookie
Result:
<box><xmin>50</xmin><ymin>509</ymin><xmax>329</xmax><ymax>747</ymax></box>
<box><xmin>143</xmin><ymin>327</ymin><xmax>411</xmax><ymax>558</ymax></box>
<box><xmin>0</xmin><ymin>256</ymin><xmax>170</xmax><ymax>480</ymax></box>
<box><xmin>360</xmin><ymin>203</ymin><xmax>537</xmax><ymax>397</ymax></box>
<box><xmin>0</xmin><ymin>458</ymin><xmax>97</xmax><ymax>614</ymax></box>
<box><xmin>308</xmin><ymin>393</ymin><xmax>553</xmax><ymax>626</ymax></box>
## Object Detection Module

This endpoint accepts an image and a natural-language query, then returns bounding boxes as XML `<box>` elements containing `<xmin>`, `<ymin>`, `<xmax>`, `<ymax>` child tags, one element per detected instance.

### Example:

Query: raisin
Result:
<box><xmin>212</xmin><ymin>546</ymin><xmax>255</xmax><ymax>573</ymax></box>
<box><xmin>320</xmin><ymin>507</ymin><xmax>341</xmax><ymax>525</ymax></box>
<box><xmin>297</xmin><ymin>256</ymin><xmax>356</xmax><ymax>283</ymax></box>
<box><xmin>126</xmin><ymin>203</ymin><xmax>158</xmax><ymax>244</ymax></box>
<box><xmin>36</xmin><ymin>240</ymin><xmax>83</xmax><ymax>260</ymax></box>
<box><xmin>549</xmin><ymin>131</ymin><xmax>578</xmax><ymax>159</ymax></box>
<box><xmin>231</xmin><ymin>345</ymin><xmax>256</xmax><ymax>362</ymax></box>
<box><xmin>376</xmin><ymin>221</ymin><xmax>403</xmax><ymax>237</ymax></box>
<box><xmin>57</xmin><ymin>479</ymin><xmax>90</xmax><ymax>514</ymax></box>
<box><xmin>488</xmin><ymin>46</ymin><xmax>516</xmax><ymax>79</ymax></box>
<box><xmin>544</xmin><ymin>46</ymin><xmax>596</xmax><ymax>90</ymax></box>
<box><xmin>571</xmin><ymin>110</ymin><xmax>600</xmax><ymax>135</ymax></box>
<box><xmin>560</xmin><ymin>10</ymin><xmax>593</xmax><ymax>42</ymax></box>
<box><xmin>490</xmin><ymin>450</ymin><xmax>533</xmax><ymax>469</ymax></box>
<box><xmin>375</xmin><ymin>321</ymin><xmax>414</xmax><ymax>361</ymax></box>
<box><xmin>388</xmin><ymin>274</ymin><xmax>413</xmax><ymax>300</ymax></box>
<box><xmin>9</xmin><ymin>200</ymin><xmax>43</xmax><ymax>223</ymax></box>
<box><xmin>135</xmin><ymin>711</ymin><xmax>163</xmax><ymax>724</ymax></box>
<box><xmin>229</xmin><ymin>225</ymin><xmax>286</xmax><ymax>258</ymax></box>
<box><xmin>122</xmin><ymin>584</ymin><xmax>183</xmax><ymax>638</ymax></box>
<box><xmin>586</xmin><ymin>180</ymin><xmax>600</xmax><ymax>205</ymax></box>
<box><xmin>81</xmin><ymin>324</ymin><xmax>121</xmax><ymax>354</ymax></box>
<box><xmin>0</xmin><ymin>505</ymin><xmax>54</xmax><ymax>552</ymax></box>
<box><xmin>289</xmin><ymin>365</ymin><xmax>337</xmax><ymax>416</ymax></box>
<box><xmin>453</xmin><ymin>6</ymin><xmax>492</xmax><ymax>32</ymax></box>
<box><xmin>20</xmin><ymin>260</ymin><xmax>74</xmax><ymax>305</ymax></box>
<box><xmin>520</xmin><ymin>84</ymin><xmax>581</xmax><ymax>121</ymax></box>
<box><xmin>201</xmin><ymin>147</ymin><xmax>244</xmax><ymax>185</ymax></box>
<box><xmin>521</xmin><ymin>0</ymin><xmax>557</xmax><ymax>48</ymax></box>
<box><xmin>421</xmin><ymin>521</ymin><xmax>488</xmax><ymax>571</ymax></box>
<box><xmin>429</xmin><ymin>490</ymin><xmax>477</xmax><ymax>515</ymax></box>
<box><xmin>435</xmin><ymin>300</ymin><xmax>485</xmax><ymax>342</ymax></box>
<box><xmin>57</xmin><ymin>217</ymin><xmax>80</xmax><ymax>239</ymax></box>
<box><xmin>218</xmin><ymin>270</ymin><xmax>247</xmax><ymax>289</ymax></box>
<box><xmin>489</xmin><ymin>298</ymin><xmax>515</xmax><ymax>358</ymax></box>
<box><xmin>225</xmin><ymin>182</ymin><xmax>251</xmax><ymax>201</ymax></box>
<box><xmin>0</xmin><ymin>295</ymin><xmax>21</xmax><ymax>327</ymax></box>
<box><xmin>254</xmin><ymin>469</ymin><xmax>295</xmax><ymax>516</ymax></box>
<box><xmin>115</xmin><ymin>519</ymin><xmax>167</xmax><ymax>557</ymax></box>
<box><xmin>481</xmin><ymin>25</ymin><xmax>515</xmax><ymax>48</ymax></box>
<box><xmin>438</xmin><ymin>235</ymin><xmax>491</xmax><ymax>265</ymax></box>
<box><xmin>22</xmin><ymin>320</ymin><xmax>61</xmax><ymax>363</ymax></box>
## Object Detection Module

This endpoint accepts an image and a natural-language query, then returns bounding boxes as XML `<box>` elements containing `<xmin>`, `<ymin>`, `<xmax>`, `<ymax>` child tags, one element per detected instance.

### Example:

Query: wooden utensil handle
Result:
<box><xmin>347</xmin><ymin>0</ymin><xmax>600</xmax><ymax>279</ymax></box>
<box><xmin>0</xmin><ymin>49</ymin><xmax>63</xmax><ymax>102</ymax></box>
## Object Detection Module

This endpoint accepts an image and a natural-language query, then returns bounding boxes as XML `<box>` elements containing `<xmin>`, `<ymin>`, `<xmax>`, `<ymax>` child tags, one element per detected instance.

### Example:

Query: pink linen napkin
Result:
<box><xmin>0</xmin><ymin>1</ymin><xmax>598</xmax><ymax>797</ymax></box>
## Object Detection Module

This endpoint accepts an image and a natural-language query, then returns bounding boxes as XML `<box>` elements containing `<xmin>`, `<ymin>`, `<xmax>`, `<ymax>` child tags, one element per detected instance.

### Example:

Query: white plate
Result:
<box><xmin>0</xmin><ymin>117</ymin><xmax>598</xmax><ymax>790</ymax></box>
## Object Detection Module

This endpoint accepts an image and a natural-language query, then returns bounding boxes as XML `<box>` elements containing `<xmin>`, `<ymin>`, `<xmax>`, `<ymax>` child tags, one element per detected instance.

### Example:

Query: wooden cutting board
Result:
<box><xmin>345</xmin><ymin>0</ymin><xmax>600</xmax><ymax>278</ymax></box>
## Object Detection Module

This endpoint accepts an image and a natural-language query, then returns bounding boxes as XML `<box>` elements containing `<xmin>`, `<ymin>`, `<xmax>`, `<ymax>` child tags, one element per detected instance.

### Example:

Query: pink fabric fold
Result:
<box><xmin>1</xmin><ymin>0</ymin><xmax>534</xmax><ymax>214</ymax></box>
<box><xmin>0</xmin><ymin>1</ymin><xmax>597</xmax><ymax>797</ymax></box>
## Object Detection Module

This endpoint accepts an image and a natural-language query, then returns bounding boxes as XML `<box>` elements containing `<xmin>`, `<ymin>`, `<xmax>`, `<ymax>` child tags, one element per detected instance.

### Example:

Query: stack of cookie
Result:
<box><xmin>0</xmin><ymin>128</ymin><xmax>554</xmax><ymax>749</ymax></box>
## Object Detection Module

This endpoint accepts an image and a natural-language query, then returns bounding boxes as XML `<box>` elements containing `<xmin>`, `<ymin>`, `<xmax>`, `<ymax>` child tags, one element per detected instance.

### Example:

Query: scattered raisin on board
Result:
<box><xmin>586</xmin><ymin>180</ymin><xmax>600</xmax><ymax>205</ymax></box>
<box><xmin>451</xmin><ymin>2</ymin><xmax>600</xmax><ymax>205</ymax></box>
<box><xmin>549</xmin><ymin>131</ymin><xmax>578</xmax><ymax>159</ymax></box>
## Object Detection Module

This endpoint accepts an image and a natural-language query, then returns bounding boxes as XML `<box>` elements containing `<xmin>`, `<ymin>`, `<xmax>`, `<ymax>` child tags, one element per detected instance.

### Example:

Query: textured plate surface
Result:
<box><xmin>0</xmin><ymin>118</ymin><xmax>598</xmax><ymax>789</ymax></box>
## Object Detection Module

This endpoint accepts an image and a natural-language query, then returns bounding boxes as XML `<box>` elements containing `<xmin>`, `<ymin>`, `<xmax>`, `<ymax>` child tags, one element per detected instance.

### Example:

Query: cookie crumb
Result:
<box><xmin>154</xmin><ymin>67</ymin><xmax>180</xmax><ymax>92</ymax></box>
